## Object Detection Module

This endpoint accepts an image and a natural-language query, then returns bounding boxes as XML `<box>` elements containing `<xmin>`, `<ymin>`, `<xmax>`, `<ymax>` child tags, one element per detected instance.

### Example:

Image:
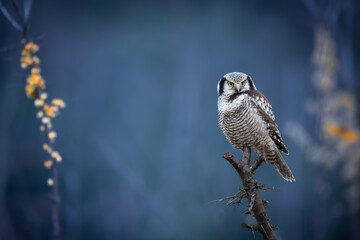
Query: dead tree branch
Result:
<box><xmin>222</xmin><ymin>147</ymin><xmax>277</xmax><ymax>240</ymax></box>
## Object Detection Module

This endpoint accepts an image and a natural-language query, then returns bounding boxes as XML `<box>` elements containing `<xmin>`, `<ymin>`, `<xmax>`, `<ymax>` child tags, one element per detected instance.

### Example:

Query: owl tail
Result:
<box><xmin>266</xmin><ymin>150</ymin><xmax>295</xmax><ymax>182</ymax></box>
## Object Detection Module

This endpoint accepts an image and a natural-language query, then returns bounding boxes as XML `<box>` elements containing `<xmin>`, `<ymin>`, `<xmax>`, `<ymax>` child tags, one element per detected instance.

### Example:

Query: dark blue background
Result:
<box><xmin>0</xmin><ymin>0</ymin><xmax>359</xmax><ymax>239</ymax></box>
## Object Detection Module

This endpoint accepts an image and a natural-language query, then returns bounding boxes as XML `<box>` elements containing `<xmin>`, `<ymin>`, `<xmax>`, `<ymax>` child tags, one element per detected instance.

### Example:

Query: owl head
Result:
<box><xmin>217</xmin><ymin>72</ymin><xmax>257</xmax><ymax>96</ymax></box>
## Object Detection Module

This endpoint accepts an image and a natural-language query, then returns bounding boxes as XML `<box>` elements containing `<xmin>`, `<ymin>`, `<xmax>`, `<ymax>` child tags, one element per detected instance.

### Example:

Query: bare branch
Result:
<box><xmin>10</xmin><ymin>0</ymin><xmax>24</xmax><ymax>23</ymax></box>
<box><xmin>24</xmin><ymin>0</ymin><xmax>32</xmax><ymax>24</ymax></box>
<box><xmin>0</xmin><ymin>1</ymin><xmax>23</xmax><ymax>32</ymax></box>
<box><xmin>251</xmin><ymin>157</ymin><xmax>265</xmax><ymax>173</ymax></box>
<box><xmin>222</xmin><ymin>147</ymin><xmax>277</xmax><ymax>240</ymax></box>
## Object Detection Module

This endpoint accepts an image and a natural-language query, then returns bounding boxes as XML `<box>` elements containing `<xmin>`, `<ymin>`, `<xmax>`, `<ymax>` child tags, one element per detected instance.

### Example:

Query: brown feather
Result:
<box><xmin>247</xmin><ymin>92</ymin><xmax>289</xmax><ymax>154</ymax></box>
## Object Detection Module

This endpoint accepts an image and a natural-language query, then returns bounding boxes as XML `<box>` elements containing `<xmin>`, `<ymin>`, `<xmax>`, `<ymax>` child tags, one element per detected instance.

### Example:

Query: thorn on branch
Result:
<box><xmin>263</xmin><ymin>200</ymin><xmax>269</xmax><ymax>209</ymax></box>
<box><xmin>271</xmin><ymin>224</ymin><xmax>278</xmax><ymax>230</ymax></box>
<box><xmin>224</xmin><ymin>189</ymin><xmax>248</xmax><ymax>206</ymax></box>
<box><xmin>241</xmin><ymin>223</ymin><xmax>263</xmax><ymax>233</ymax></box>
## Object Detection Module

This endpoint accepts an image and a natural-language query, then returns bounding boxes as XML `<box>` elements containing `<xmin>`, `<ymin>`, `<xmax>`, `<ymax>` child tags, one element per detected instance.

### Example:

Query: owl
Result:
<box><xmin>217</xmin><ymin>72</ymin><xmax>295</xmax><ymax>182</ymax></box>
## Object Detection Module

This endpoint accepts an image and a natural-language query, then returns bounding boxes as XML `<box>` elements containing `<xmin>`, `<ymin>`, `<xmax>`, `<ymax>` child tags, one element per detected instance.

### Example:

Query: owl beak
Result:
<box><xmin>237</xmin><ymin>86</ymin><xmax>241</xmax><ymax>92</ymax></box>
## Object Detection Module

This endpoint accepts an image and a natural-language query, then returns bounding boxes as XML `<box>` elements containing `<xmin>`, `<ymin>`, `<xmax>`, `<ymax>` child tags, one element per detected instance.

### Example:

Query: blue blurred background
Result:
<box><xmin>0</xmin><ymin>0</ymin><xmax>359</xmax><ymax>239</ymax></box>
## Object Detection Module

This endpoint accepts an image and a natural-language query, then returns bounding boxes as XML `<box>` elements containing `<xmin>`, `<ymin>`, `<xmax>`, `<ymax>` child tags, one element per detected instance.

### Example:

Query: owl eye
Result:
<box><xmin>242</xmin><ymin>81</ymin><xmax>246</xmax><ymax>87</ymax></box>
<box><xmin>228</xmin><ymin>82</ymin><xmax>234</xmax><ymax>87</ymax></box>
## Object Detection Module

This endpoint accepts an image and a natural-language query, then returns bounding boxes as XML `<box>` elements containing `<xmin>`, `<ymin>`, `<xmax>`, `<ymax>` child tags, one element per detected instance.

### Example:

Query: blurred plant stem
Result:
<box><xmin>1</xmin><ymin>1</ymin><xmax>64</xmax><ymax>239</ymax></box>
<box><xmin>23</xmin><ymin>40</ymin><xmax>65</xmax><ymax>240</ymax></box>
<box><xmin>38</xmin><ymin>87</ymin><xmax>61</xmax><ymax>240</ymax></box>
<box><xmin>285</xmin><ymin>0</ymin><xmax>360</xmax><ymax>239</ymax></box>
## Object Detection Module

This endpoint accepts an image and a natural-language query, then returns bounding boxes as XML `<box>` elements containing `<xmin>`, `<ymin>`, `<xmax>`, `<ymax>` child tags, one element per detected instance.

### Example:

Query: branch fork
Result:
<box><xmin>222</xmin><ymin>147</ymin><xmax>277</xmax><ymax>240</ymax></box>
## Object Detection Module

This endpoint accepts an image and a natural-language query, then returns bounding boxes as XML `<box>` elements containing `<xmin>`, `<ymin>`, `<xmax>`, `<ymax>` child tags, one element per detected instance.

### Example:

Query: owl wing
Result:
<box><xmin>247</xmin><ymin>91</ymin><xmax>289</xmax><ymax>154</ymax></box>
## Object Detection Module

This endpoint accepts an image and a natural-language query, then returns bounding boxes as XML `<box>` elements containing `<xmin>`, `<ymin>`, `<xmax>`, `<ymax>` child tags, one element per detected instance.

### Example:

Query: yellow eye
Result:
<box><xmin>228</xmin><ymin>82</ymin><xmax>234</xmax><ymax>87</ymax></box>
<box><xmin>242</xmin><ymin>81</ymin><xmax>246</xmax><ymax>86</ymax></box>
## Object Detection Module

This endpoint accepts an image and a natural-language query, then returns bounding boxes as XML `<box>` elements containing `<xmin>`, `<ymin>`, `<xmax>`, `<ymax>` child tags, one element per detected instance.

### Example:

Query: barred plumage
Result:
<box><xmin>217</xmin><ymin>72</ymin><xmax>295</xmax><ymax>182</ymax></box>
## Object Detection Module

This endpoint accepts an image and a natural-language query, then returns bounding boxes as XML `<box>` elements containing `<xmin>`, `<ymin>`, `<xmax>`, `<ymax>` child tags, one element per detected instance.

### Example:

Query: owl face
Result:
<box><xmin>217</xmin><ymin>72</ymin><xmax>256</xmax><ymax>96</ymax></box>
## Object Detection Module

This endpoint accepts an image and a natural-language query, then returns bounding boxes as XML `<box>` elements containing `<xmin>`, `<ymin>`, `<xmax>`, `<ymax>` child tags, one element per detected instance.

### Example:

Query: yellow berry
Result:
<box><xmin>32</xmin><ymin>56</ymin><xmax>40</xmax><ymax>65</ymax></box>
<box><xmin>31</xmin><ymin>67</ymin><xmax>40</xmax><ymax>75</ymax></box>
<box><xmin>47</xmin><ymin>178</ymin><xmax>54</xmax><ymax>186</ymax></box>
<box><xmin>25</xmin><ymin>85</ymin><xmax>37</xmax><ymax>99</ymax></box>
<box><xmin>36</xmin><ymin>111</ymin><xmax>44</xmax><ymax>118</ymax></box>
<box><xmin>27</xmin><ymin>75</ymin><xmax>45</xmax><ymax>89</ymax></box>
<box><xmin>48</xmin><ymin>131</ymin><xmax>57</xmax><ymax>139</ymax></box>
<box><xmin>21</xmin><ymin>62</ymin><xmax>29</xmax><ymax>69</ymax></box>
<box><xmin>22</xmin><ymin>49</ymin><xmax>29</xmax><ymax>56</ymax></box>
<box><xmin>25</xmin><ymin>42</ymin><xmax>39</xmax><ymax>52</ymax></box>
<box><xmin>52</xmin><ymin>99</ymin><xmax>66</xmax><ymax>109</ymax></box>
<box><xmin>43</xmin><ymin>143</ymin><xmax>52</xmax><ymax>153</ymax></box>
<box><xmin>44</xmin><ymin>160</ymin><xmax>53</xmax><ymax>168</ymax></box>
<box><xmin>34</xmin><ymin>99</ymin><xmax>44</xmax><ymax>108</ymax></box>
<box><xmin>21</xmin><ymin>56</ymin><xmax>32</xmax><ymax>68</ymax></box>
<box><xmin>51</xmin><ymin>151</ymin><xmax>59</xmax><ymax>158</ymax></box>
<box><xmin>42</xmin><ymin>117</ymin><xmax>50</xmax><ymax>124</ymax></box>
<box><xmin>40</xmin><ymin>93</ymin><xmax>48</xmax><ymax>100</ymax></box>
<box><xmin>51</xmin><ymin>151</ymin><xmax>62</xmax><ymax>162</ymax></box>
<box><xmin>44</xmin><ymin>104</ymin><xmax>58</xmax><ymax>118</ymax></box>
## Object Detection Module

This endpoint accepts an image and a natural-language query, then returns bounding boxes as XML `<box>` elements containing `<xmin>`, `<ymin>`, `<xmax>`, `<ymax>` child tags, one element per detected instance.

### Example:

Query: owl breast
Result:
<box><xmin>218</xmin><ymin>95</ymin><xmax>271</xmax><ymax>156</ymax></box>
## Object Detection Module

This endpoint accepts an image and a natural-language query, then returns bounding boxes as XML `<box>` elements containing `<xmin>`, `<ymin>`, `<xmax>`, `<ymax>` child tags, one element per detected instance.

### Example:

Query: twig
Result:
<box><xmin>251</xmin><ymin>157</ymin><xmax>265</xmax><ymax>173</ymax></box>
<box><xmin>51</xmin><ymin>166</ymin><xmax>60</xmax><ymax>240</ymax></box>
<box><xmin>0</xmin><ymin>1</ymin><xmax>23</xmax><ymax>32</ymax></box>
<box><xmin>10</xmin><ymin>0</ymin><xmax>24</xmax><ymax>24</ymax></box>
<box><xmin>44</xmin><ymin>113</ymin><xmax>61</xmax><ymax>240</ymax></box>
<box><xmin>223</xmin><ymin>147</ymin><xmax>277</xmax><ymax>240</ymax></box>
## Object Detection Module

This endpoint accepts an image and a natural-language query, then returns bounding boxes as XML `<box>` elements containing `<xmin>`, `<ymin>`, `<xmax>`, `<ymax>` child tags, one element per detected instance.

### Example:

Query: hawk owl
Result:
<box><xmin>217</xmin><ymin>72</ymin><xmax>295</xmax><ymax>182</ymax></box>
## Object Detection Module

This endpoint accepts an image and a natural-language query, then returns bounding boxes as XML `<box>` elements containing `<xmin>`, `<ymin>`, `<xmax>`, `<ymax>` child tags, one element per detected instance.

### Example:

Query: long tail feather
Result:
<box><xmin>266</xmin><ymin>150</ymin><xmax>295</xmax><ymax>182</ymax></box>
